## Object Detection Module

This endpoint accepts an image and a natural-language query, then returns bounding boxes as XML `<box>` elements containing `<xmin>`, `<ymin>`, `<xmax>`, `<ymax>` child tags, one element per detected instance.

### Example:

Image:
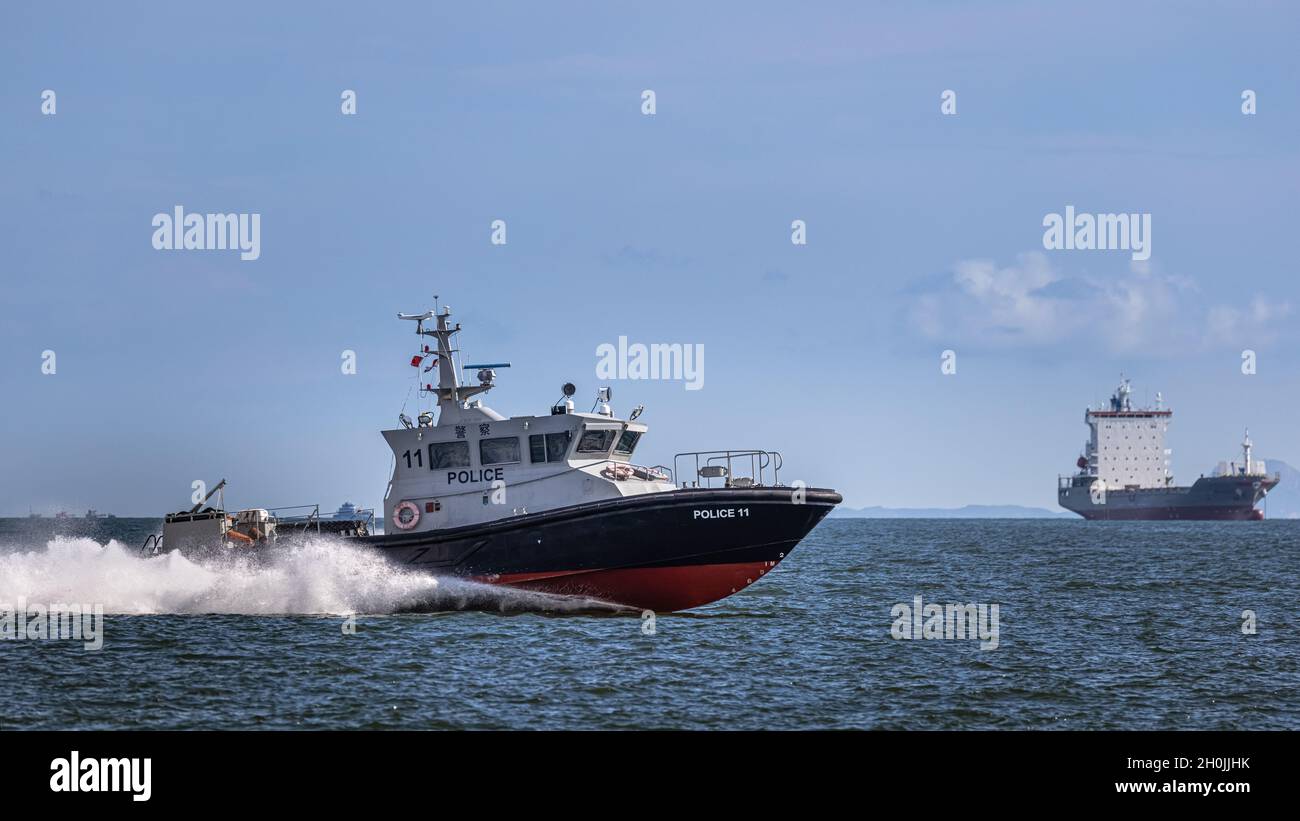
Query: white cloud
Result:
<box><xmin>1206</xmin><ymin>295</ymin><xmax>1293</xmax><ymax>347</ymax></box>
<box><xmin>909</xmin><ymin>252</ymin><xmax>1289</xmax><ymax>355</ymax></box>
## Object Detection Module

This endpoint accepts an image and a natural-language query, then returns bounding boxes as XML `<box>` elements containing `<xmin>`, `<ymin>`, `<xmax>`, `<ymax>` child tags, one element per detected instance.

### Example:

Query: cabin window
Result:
<box><xmin>530</xmin><ymin>431</ymin><xmax>572</xmax><ymax>463</ymax></box>
<box><xmin>429</xmin><ymin>441</ymin><xmax>470</xmax><ymax>469</ymax></box>
<box><xmin>614</xmin><ymin>430</ymin><xmax>641</xmax><ymax>455</ymax></box>
<box><xmin>577</xmin><ymin>428</ymin><xmax>617</xmax><ymax>454</ymax></box>
<box><xmin>480</xmin><ymin>436</ymin><xmax>521</xmax><ymax>465</ymax></box>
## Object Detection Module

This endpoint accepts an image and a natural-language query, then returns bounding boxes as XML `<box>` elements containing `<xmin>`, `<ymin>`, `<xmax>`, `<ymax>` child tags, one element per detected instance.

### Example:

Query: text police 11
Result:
<box><xmin>694</xmin><ymin>508</ymin><xmax>750</xmax><ymax>520</ymax></box>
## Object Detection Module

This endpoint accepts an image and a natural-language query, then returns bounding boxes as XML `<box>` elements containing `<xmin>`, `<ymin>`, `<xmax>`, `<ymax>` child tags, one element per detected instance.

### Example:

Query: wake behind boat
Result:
<box><xmin>145</xmin><ymin>303</ymin><xmax>841</xmax><ymax>611</ymax></box>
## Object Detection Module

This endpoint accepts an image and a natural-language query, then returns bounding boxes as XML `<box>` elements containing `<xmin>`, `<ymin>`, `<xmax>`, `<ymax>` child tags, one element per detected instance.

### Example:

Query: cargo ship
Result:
<box><xmin>147</xmin><ymin>302</ymin><xmax>841</xmax><ymax>611</ymax></box>
<box><xmin>1058</xmin><ymin>379</ymin><xmax>1279</xmax><ymax>520</ymax></box>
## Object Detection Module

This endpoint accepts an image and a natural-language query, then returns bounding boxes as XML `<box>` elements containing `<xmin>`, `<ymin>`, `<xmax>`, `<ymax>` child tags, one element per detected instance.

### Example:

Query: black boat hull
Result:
<box><xmin>361</xmin><ymin>487</ymin><xmax>841</xmax><ymax>611</ymax></box>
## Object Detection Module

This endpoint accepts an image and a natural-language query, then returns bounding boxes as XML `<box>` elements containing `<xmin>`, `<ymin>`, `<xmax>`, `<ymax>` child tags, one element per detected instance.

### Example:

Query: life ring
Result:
<box><xmin>392</xmin><ymin>501</ymin><xmax>421</xmax><ymax>530</ymax></box>
<box><xmin>226</xmin><ymin>529</ymin><xmax>254</xmax><ymax>544</ymax></box>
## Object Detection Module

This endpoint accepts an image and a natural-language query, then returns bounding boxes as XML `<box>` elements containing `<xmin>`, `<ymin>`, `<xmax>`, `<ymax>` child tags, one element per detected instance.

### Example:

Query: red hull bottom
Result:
<box><xmin>1075</xmin><ymin>507</ymin><xmax>1266</xmax><ymax>521</ymax></box>
<box><xmin>478</xmin><ymin>560</ymin><xmax>780</xmax><ymax>612</ymax></box>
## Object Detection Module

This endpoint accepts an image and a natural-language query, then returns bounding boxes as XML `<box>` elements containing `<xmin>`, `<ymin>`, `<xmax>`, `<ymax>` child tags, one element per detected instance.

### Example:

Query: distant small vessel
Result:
<box><xmin>1059</xmin><ymin>379</ymin><xmax>1279</xmax><ymax>520</ymax></box>
<box><xmin>85</xmin><ymin>509</ymin><xmax>104</xmax><ymax>519</ymax></box>
<box><xmin>27</xmin><ymin>508</ymin><xmax>42</xmax><ymax>519</ymax></box>
<box><xmin>54</xmin><ymin>511</ymin><xmax>71</xmax><ymax>519</ymax></box>
<box><xmin>145</xmin><ymin>480</ymin><xmax>375</xmax><ymax>557</ymax></box>
<box><xmin>334</xmin><ymin>502</ymin><xmax>365</xmax><ymax>520</ymax></box>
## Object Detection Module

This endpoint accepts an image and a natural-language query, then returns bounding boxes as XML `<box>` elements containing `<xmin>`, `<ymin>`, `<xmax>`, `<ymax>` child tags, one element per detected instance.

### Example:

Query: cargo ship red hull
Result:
<box><xmin>1058</xmin><ymin>475</ymin><xmax>1279</xmax><ymax>521</ymax></box>
<box><xmin>1068</xmin><ymin>506</ymin><xmax>1266</xmax><ymax>521</ymax></box>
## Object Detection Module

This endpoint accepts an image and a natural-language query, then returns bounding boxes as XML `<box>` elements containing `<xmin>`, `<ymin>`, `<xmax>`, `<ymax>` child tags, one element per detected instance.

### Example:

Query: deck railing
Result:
<box><xmin>674</xmin><ymin>449</ymin><xmax>783</xmax><ymax>489</ymax></box>
<box><xmin>271</xmin><ymin>504</ymin><xmax>376</xmax><ymax>535</ymax></box>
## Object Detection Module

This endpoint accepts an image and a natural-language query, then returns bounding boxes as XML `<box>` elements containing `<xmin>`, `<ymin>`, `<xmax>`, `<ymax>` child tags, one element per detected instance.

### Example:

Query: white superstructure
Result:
<box><xmin>1080</xmin><ymin>378</ymin><xmax>1172</xmax><ymax>490</ymax></box>
<box><xmin>381</xmin><ymin>305</ymin><xmax>675</xmax><ymax>535</ymax></box>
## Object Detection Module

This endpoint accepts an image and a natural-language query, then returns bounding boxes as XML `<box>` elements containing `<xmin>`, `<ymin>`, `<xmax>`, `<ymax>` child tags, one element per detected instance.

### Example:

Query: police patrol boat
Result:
<box><xmin>363</xmin><ymin>305</ymin><xmax>841</xmax><ymax>610</ymax></box>
<box><xmin>146</xmin><ymin>304</ymin><xmax>841</xmax><ymax>611</ymax></box>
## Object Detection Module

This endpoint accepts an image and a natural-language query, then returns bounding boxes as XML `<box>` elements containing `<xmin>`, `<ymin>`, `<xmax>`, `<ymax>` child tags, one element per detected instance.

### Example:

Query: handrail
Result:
<box><xmin>601</xmin><ymin>461</ymin><xmax>673</xmax><ymax>483</ymax></box>
<box><xmin>381</xmin><ymin>457</ymin><xmax>673</xmax><ymax>504</ymax></box>
<box><xmin>673</xmin><ymin>449</ymin><xmax>783</xmax><ymax>489</ymax></box>
<box><xmin>140</xmin><ymin>533</ymin><xmax>162</xmax><ymax>556</ymax></box>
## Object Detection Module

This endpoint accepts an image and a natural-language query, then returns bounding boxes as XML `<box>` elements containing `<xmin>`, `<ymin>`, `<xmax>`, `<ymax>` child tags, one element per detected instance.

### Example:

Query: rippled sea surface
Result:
<box><xmin>1</xmin><ymin>517</ymin><xmax>1297</xmax><ymax>730</ymax></box>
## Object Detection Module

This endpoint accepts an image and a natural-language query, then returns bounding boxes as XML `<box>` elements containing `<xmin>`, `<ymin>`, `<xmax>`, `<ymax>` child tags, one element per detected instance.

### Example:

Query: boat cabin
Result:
<box><xmin>382</xmin><ymin>306</ymin><xmax>674</xmax><ymax>534</ymax></box>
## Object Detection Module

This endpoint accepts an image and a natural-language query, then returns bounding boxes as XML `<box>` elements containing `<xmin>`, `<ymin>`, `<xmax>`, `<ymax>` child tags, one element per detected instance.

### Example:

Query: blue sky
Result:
<box><xmin>1</xmin><ymin>1</ymin><xmax>1297</xmax><ymax>514</ymax></box>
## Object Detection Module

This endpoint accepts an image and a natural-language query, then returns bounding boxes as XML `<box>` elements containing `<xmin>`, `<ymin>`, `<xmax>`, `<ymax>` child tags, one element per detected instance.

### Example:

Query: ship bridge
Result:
<box><xmin>382</xmin><ymin>305</ymin><xmax>674</xmax><ymax>534</ymax></box>
<box><xmin>1081</xmin><ymin>379</ymin><xmax>1173</xmax><ymax>490</ymax></box>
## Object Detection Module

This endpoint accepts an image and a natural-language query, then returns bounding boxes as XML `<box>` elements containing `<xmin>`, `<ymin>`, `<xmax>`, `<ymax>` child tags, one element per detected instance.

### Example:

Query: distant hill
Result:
<box><xmin>1261</xmin><ymin>459</ymin><xmax>1300</xmax><ymax>519</ymax></box>
<box><xmin>830</xmin><ymin>504</ymin><xmax>1073</xmax><ymax>519</ymax></box>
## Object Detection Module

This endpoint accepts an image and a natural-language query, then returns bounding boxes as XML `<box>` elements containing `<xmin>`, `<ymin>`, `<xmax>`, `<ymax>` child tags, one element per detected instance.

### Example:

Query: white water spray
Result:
<box><xmin>0</xmin><ymin>537</ymin><xmax>629</xmax><ymax>615</ymax></box>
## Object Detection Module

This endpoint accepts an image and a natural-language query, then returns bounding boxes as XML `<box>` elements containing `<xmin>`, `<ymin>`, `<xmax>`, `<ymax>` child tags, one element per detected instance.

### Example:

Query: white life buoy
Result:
<box><xmin>392</xmin><ymin>501</ymin><xmax>421</xmax><ymax>530</ymax></box>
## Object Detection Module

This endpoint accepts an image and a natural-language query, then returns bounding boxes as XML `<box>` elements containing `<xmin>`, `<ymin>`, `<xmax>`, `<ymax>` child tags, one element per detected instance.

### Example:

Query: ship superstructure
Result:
<box><xmin>1059</xmin><ymin>379</ymin><xmax>1278</xmax><ymax>520</ymax></box>
<box><xmin>377</xmin><ymin>307</ymin><xmax>672</xmax><ymax>535</ymax></box>
<box><xmin>1081</xmin><ymin>379</ymin><xmax>1173</xmax><ymax>490</ymax></box>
